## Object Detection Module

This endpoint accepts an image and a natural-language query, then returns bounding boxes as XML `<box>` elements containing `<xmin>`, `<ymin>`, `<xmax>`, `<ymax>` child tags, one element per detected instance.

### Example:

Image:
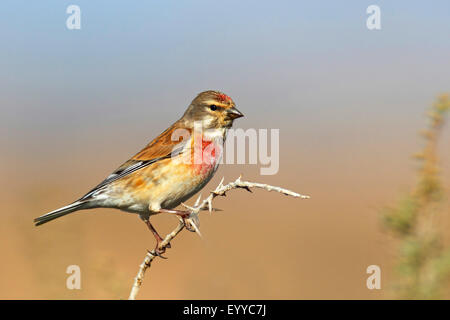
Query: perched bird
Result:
<box><xmin>34</xmin><ymin>90</ymin><xmax>243</xmax><ymax>255</ymax></box>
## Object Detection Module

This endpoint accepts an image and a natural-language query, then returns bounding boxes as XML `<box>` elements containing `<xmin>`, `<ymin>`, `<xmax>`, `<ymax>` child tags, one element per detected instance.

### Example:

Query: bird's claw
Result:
<box><xmin>183</xmin><ymin>218</ymin><xmax>196</xmax><ymax>232</ymax></box>
<box><xmin>148</xmin><ymin>240</ymin><xmax>170</xmax><ymax>259</ymax></box>
<box><xmin>148</xmin><ymin>248</ymin><xmax>168</xmax><ymax>259</ymax></box>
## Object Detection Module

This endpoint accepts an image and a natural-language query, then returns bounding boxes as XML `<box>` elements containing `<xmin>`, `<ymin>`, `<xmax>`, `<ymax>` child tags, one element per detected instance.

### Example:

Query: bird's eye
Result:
<box><xmin>209</xmin><ymin>105</ymin><xmax>218</xmax><ymax>111</ymax></box>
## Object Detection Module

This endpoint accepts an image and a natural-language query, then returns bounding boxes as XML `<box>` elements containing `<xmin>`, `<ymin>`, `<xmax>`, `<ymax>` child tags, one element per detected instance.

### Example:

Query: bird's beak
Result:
<box><xmin>227</xmin><ymin>106</ymin><xmax>244</xmax><ymax>119</ymax></box>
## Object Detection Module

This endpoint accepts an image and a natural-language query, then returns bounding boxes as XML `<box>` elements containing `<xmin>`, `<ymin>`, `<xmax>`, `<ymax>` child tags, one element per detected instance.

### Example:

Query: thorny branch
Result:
<box><xmin>128</xmin><ymin>176</ymin><xmax>309</xmax><ymax>300</ymax></box>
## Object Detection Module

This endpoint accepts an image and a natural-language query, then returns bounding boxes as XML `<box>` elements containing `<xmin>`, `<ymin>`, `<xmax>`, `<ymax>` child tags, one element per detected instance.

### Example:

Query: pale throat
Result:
<box><xmin>202</xmin><ymin>127</ymin><xmax>228</xmax><ymax>142</ymax></box>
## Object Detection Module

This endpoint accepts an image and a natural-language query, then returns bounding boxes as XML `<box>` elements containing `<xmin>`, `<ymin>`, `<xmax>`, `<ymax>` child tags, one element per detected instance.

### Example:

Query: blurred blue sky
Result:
<box><xmin>0</xmin><ymin>1</ymin><xmax>449</xmax><ymax>159</ymax></box>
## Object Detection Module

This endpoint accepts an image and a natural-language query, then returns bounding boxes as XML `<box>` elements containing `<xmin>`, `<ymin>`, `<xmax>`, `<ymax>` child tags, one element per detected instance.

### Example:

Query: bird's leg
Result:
<box><xmin>144</xmin><ymin>219</ymin><xmax>169</xmax><ymax>258</ymax></box>
<box><xmin>158</xmin><ymin>209</ymin><xmax>195</xmax><ymax>232</ymax></box>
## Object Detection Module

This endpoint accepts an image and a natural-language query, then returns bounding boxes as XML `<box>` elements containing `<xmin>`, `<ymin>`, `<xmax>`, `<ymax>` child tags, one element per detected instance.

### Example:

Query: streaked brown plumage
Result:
<box><xmin>34</xmin><ymin>90</ymin><xmax>243</xmax><ymax>255</ymax></box>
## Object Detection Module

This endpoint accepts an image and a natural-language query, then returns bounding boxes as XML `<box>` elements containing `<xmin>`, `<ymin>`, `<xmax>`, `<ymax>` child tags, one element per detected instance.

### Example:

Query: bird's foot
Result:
<box><xmin>158</xmin><ymin>209</ymin><xmax>197</xmax><ymax>233</ymax></box>
<box><xmin>183</xmin><ymin>217</ymin><xmax>196</xmax><ymax>232</ymax></box>
<box><xmin>148</xmin><ymin>242</ymin><xmax>169</xmax><ymax>259</ymax></box>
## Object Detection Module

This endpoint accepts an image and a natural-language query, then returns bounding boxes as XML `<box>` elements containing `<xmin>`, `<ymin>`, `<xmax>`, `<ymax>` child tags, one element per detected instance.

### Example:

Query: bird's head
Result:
<box><xmin>182</xmin><ymin>90</ymin><xmax>243</xmax><ymax>129</ymax></box>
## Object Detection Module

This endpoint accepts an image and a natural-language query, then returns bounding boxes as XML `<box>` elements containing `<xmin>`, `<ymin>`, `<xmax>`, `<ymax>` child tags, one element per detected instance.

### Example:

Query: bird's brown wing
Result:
<box><xmin>80</xmin><ymin>121</ymin><xmax>191</xmax><ymax>200</ymax></box>
<box><xmin>130</xmin><ymin>120</ymin><xmax>191</xmax><ymax>161</ymax></box>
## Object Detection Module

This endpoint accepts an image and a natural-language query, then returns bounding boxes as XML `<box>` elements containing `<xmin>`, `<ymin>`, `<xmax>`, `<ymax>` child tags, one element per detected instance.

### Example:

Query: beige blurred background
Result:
<box><xmin>1</xmin><ymin>1</ymin><xmax>450</xmax><ymax>299</ymax></box>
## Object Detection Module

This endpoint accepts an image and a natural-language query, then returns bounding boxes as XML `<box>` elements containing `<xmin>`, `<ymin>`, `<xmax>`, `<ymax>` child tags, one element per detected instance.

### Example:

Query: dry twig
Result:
<box><xmin>128</xmin><ymin>176</ymin><xmax>309</xmax><ymax>300</ymax></box>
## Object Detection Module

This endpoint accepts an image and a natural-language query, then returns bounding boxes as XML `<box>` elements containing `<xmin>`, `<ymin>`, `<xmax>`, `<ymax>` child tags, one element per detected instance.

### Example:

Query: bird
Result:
<box><xmin>34</xmin><ymin>90</ymin><xmax>243</xmax><ymax>256</ymax></box>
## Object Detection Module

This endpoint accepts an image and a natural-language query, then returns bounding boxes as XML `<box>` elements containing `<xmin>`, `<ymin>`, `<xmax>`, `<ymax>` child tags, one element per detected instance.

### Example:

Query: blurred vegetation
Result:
<box><xmin>382</xmin><ymin>94</ymin><xmax>450</xmax><ymax>299</ymax></box>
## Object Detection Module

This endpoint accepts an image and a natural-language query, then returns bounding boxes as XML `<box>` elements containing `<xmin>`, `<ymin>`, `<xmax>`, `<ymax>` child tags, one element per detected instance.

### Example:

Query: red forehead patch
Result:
<box><xmin>216</xmin><ymin>93</ymin><xmax>232</xmax><ymax>102</ymax></box>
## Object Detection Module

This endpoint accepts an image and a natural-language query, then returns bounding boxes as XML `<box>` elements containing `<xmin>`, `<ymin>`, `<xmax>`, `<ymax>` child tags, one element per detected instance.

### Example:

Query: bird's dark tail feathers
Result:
<box><xmin>34</xmin><ymin>201</ymin><xmax>85</xmax><ymax>226</ymax></box>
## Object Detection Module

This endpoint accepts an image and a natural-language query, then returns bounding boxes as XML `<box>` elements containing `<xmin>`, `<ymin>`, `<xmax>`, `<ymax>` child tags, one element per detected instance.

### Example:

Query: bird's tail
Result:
<box><xmin>34</xmin><ymin>201</ymin><xmax>86</xmax><ymax>226</ymax></box>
